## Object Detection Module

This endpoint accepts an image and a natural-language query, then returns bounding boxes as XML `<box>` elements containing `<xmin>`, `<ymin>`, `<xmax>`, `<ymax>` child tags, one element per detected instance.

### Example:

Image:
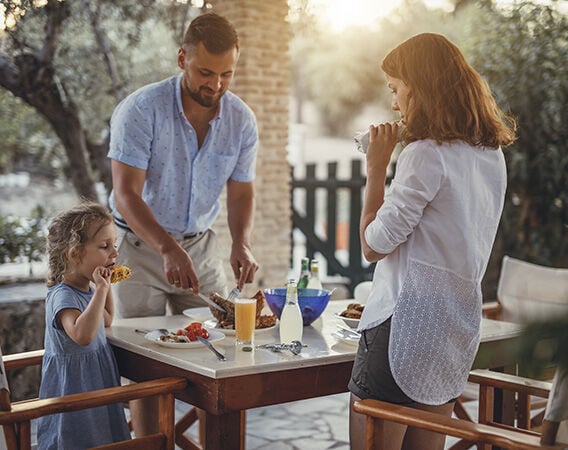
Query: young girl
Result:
<box><xmin>348</xmin><ymin>33</ymin><xmax>516</xmax><ymax>450</ymax></box>
<box><xmin>37</xmin><ymin>202</ymin><xmax>131</xmax><ymax>449</ymax></box>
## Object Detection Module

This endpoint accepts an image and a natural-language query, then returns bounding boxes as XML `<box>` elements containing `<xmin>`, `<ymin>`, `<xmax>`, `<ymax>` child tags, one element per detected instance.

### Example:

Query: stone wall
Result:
<box><xmin>0</xmin><ymin>287</ymin><xmax>45</xmax><ymax>401</ymax></box>
<box><xmin>209</xmin><ymin>0</ymin><xmax>292</xmax><ymax>295</ymax></box>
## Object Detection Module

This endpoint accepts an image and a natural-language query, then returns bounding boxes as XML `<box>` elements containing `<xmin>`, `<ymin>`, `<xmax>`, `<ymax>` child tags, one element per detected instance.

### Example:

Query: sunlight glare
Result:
<box><xmin>311</xmin><ymin>0</ymin><xmax>455</xmax><ymax>31</ymax></box>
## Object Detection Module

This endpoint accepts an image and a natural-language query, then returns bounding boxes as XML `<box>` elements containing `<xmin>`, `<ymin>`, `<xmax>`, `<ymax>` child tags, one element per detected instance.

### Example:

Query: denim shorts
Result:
<box><xmin>348</xmin><ymin>317</ymin><xmax>457</xmax><ymax>405</ymax></box>
<box><xmin>348</xmin><ymin>317</ymin><xmax>416</xmax><ymax>405</ymax></box>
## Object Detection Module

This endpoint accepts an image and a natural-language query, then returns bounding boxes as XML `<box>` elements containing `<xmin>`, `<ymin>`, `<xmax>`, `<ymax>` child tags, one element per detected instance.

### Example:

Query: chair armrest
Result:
<box><xmin>3</xmin><ymin>349</ymin><xmax>45</xmax><ymax>371</ymax></box>
<box><xmin>469</xmin><ymin>369</ymin><xmax>552</xmax><ymax>398</ymax></box>
<box><xmin>0</xmin><ymin>377</ymin><xmax>187</xmax><ymax>425</ymax></box>
<box><xmin>353</xmin><ymin>398</ymin><xmax>561</xmax><ymax>449</ymax></box>
<box><xmin>482</xmin><ymin>301</ymin><xmax>502</xmax><ymax>319</ymax></box>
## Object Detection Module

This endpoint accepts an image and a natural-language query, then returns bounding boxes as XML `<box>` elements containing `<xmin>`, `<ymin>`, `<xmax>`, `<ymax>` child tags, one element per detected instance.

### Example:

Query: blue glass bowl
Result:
<box><xmin>263</xmin><ymin>288</ymin><xmax>332</xmax><ymax>326</ymax></box>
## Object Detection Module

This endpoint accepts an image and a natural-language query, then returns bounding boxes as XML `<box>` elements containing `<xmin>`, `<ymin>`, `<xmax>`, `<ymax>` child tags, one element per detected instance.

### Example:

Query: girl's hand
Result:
<box><xmin>92</xmin><ymin>266</ymin><xmax>112</xmax><ymax>289</ymax></box>
<box><xmin>366</xmin><ymin>121</ymin><xmax>400</xmax><ymax>171</ymax></box>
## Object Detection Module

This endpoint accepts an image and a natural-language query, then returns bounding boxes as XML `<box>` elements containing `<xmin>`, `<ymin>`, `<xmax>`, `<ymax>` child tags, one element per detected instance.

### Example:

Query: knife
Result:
<box><xmin>194</xmin><ymin>291</ymin><xmax>225</xmax><ymax>312</ymax></box>
<box><xmin>197</xmin><ymin>336</ymin><xmax>226</xmax><ymax>361</ymax></box>
<box><xmin>336</xmin><ymin>324</ymin><xmax>361</xmax><ymax>338</ymax></box>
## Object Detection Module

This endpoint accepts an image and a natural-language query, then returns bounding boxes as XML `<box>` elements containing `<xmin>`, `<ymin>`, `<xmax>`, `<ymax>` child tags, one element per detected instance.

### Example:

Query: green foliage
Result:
<box><xmin>0</xmin><ymin>92</ymin><xmax>63</xmax><ymax>176</ymax></box>
<box><xmin>289</xmin><ymin>0</ymin><xmax>463</xmax><ymax>136</ymax></box>
<box><xmin>0</xmin><ymin>206</ymin><xmax>48</xmax><ymax>274</ymax></box>
<box><xmin>0</xmin><ymin>0</ymin><xmax>189</xmax><ymax>182</ymax></box>
<box><xmin>463</xmin><ymin>2</ymin><xmax>568</xmax><ymax>268</ymax></box>
<box><xmin>518</xmin><ymin>317</ymin><xmax>568</xmax><ymax>377</ymax></box>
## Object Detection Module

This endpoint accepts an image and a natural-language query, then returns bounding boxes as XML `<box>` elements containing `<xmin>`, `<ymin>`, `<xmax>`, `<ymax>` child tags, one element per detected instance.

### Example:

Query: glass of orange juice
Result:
<box><xmin>235</xmin><ymin>298</ymin><xmax>256</xmax><ymax>351</ymax></box>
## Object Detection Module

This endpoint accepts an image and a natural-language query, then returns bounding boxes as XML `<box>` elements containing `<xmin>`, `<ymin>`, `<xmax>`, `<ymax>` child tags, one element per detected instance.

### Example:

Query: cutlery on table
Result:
<box><xmin>256</xmin><ymin>341</ymin><xmax>306</xmax><ymax>355</ymax></box>
<box><xmin>197</xmin><ymin>336</ymin><xmax>226</xmax><ymax>361</ymax></box>
<box><xmin>135</xmin><ymin>328</ymin><xmax>169</xmax><ymax>336</ymax></box>
<box><xmin>336</xmin><ymin>324</ymin><xmax>361</xmax><ymax>338</ymax></box>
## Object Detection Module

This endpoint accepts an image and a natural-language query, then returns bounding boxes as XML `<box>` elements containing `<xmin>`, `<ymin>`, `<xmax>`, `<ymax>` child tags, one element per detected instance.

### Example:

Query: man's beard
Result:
<box><xmin>188</xmin><ymin>85</ymin><xmax>224</xmax><ymax>108</ymax></box>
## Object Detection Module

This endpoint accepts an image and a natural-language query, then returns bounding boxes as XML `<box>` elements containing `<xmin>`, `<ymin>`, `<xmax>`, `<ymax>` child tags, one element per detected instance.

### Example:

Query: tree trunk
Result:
<box><xmin>0</xmin><ymin>0</ymin><xmax>99</xmax><ymax>201</ymax></box>
<box><xmin>12</xmin><ymin>55</ymin><xmax>98</xmax><ymax>201</ymax></box>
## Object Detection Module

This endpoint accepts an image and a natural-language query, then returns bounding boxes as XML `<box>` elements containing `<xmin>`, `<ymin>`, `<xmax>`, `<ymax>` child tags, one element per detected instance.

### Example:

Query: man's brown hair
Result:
<box><xmin>183</xmin><ymin>12</ymin><xmax>239</xmax><ymax>54</ymax></box>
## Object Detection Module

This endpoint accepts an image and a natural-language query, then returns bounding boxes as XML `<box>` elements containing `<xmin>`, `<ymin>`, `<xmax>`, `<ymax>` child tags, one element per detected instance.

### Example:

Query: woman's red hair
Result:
<box><xmin>381</xmin><ymin>33</ymin><xmax>516</xmax><ymax>147</ymax></box>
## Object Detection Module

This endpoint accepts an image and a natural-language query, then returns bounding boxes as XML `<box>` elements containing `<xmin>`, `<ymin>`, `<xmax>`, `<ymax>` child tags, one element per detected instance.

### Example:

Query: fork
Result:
<box><xmin>226</xmin><ymin>286</ymin><xmax>240</xmax><ymax>302</ymax></box>
<box><xmin>135</xmin><ymin>328</ymin><xmax>169</xmax><ymax>336</ymax></box>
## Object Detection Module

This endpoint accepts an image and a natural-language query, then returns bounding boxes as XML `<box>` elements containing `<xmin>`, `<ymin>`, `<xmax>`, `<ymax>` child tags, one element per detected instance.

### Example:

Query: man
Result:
<box><xmin>107</xmin><ymin>12</ymin><xmax>259</xmax><ymax>436</ymax></box>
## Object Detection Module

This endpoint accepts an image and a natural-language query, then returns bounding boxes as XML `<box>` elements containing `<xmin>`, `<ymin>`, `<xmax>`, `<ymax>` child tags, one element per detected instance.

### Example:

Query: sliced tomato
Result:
<box><xmin>176</xmin><ymin>329</ymin><xmax>184</xmax><ymax>336</ymax></box>
<box><xmin>187</xmin><ymin>330</ymin><xmax>197</xmax><ymax>341</ymax></box>
<box><xmin>199</xmin><ymin>328</ymin><xmax>209</xmax><ymax>339</ymax></box>
<box><xmin>185</xmin><ymin>322</ymin><xmax>202</xmax><ymax>333</ymax></box>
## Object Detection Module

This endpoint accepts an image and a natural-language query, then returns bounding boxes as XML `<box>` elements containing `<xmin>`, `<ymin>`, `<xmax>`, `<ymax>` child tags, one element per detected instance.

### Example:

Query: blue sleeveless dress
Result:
<box><xmin>37</xmin><ymin>284</ymin><xmax>131</xmax><ymax>449</ymax></box>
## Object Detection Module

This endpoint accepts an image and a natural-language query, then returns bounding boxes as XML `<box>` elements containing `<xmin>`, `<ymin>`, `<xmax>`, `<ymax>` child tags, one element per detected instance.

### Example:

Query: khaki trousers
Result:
<box><xmin>112</xmin><ymin>227</ymin><xmax>227</xmax><ymax>318</ymax></box>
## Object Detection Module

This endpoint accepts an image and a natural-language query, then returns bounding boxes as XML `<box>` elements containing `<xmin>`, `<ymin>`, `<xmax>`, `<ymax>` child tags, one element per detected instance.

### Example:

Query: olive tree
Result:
<box><xmin>464</xmin><ymin>2</ymin><xmax>568</xmax><ymax>268</ymax></box>
<box><xmin>0</xmin><ymin>0</ymin><xmax>198</xmax><ymax>200</ymax></box>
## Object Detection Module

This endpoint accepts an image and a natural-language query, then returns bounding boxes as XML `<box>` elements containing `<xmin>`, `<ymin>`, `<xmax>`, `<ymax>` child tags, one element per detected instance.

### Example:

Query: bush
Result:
<box><xmin>0</xmin><ymin>205</ymin><xmax>48</xmax><ymax>275</ymax></box>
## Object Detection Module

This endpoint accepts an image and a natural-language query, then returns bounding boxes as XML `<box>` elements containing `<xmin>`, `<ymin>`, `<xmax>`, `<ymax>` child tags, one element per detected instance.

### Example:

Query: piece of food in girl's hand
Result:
<box><xmin>159</xmin><ymin>322</ymin><xmax>210</xmax><ymax>342</ymax></box>
<box><xmin>110</xmin><ymin>265</ymin><xmax>132</xmax><ymax>283</ymax></box>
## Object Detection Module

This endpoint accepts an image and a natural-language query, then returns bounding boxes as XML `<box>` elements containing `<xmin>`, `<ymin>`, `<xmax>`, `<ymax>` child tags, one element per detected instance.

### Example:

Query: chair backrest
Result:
<box><xmin>0</xmin><ymin>345</ymin><xmax>186</xmax><ymax>450</ymax></box>
<box><xmin>353</xmin><ymin>367</ymin><xmax>568</xmax><ymax>449</ymax></box>
<box><xmin>497</xmin><ymin>256</ymin><xmax>568</xmax><ymax>323</ymax></box>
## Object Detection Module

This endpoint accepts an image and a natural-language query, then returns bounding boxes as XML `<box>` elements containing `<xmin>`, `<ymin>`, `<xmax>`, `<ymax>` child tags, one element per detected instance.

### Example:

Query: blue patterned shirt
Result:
<box><xmin>107</xmin><ymin>74</ymin><xmax>258</xmax><ymax>236</ymax></box>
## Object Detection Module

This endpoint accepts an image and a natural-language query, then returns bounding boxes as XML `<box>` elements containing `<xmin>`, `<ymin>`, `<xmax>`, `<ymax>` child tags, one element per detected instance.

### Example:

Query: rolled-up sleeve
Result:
<box><xmin>365</xmin><ymin>142</ymin><xmax>444</xmax><ymax>254</ymax></box>
<box><xmin>108</xmin><ymin>96</ymin><xmax>154</xmax><ymax>170</ymax></box>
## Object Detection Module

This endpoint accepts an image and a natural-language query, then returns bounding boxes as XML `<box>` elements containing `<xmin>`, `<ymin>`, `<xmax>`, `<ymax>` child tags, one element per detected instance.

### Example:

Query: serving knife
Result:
<box><xmin>194</xmin><ymin>291</ymin><xmax>225</xmax><ymax>312</ymax></box>
<box><xmin>197</xmin><ymin>336</ymin><xmax>226</xmax><ymax>361</ymax></box>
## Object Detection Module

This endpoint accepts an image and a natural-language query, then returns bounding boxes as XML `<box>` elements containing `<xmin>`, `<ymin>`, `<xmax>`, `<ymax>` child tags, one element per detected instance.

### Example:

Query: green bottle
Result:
<box><xmin>297</xmin><ymin>257</ymin><xmax>311</xmax><ymax>288</ymax></box>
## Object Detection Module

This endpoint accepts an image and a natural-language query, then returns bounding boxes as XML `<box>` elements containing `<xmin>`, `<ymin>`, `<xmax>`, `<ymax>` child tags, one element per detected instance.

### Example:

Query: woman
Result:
<box><xmin>348</xmin><ymin>33</ymin><xmax>516</xmax><ymax>450</ymax></box>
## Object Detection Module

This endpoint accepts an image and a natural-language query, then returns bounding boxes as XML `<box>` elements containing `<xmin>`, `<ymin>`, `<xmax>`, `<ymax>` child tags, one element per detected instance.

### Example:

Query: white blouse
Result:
<box><xmin>359</xmin><ymin>139</ymin><xmax>506</xmax><ymax>404</ymax></box>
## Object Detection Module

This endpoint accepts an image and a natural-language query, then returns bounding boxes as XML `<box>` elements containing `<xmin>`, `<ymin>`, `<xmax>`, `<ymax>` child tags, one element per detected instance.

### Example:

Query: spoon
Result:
<box><xmin>256</xmin><ymin>341</ymin><xmax>306</xmax><ymax>355</ymax></box>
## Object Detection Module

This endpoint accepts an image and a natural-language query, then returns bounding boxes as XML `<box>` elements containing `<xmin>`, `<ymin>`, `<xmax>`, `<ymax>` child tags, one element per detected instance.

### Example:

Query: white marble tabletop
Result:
<box><xmin>107</xmin><ymin>299</ymin><xmax>522</xmax><ymax>380</ymax></box>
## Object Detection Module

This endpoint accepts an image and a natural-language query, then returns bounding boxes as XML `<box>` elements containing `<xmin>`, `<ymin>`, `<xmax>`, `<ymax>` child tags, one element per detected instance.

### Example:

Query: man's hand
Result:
<box><xmin>230</xmin><ymin>242</ymin><xmax>259</xmax><ymax>290</ymax></box>
<box><xmin>161</xmin><ymin>241</ymin><xmax>200</xmax><ymax>293</ymax></box>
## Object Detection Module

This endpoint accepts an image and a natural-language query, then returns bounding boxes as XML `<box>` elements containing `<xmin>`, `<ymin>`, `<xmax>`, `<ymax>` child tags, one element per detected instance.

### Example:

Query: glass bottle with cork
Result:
<box><xmin>306</xmin><ymin>259</ymin><xmax>323</xmax><ymax>290</ymax></box>
<box><xmin>279</xmin><ymin>278</ymin><xmax>303</xmax><ymax>344</ymax></box>
<box><xmin>297</xmin><ymin>257</ymin><xmax>311</xmax><ymax>289</ymax></box>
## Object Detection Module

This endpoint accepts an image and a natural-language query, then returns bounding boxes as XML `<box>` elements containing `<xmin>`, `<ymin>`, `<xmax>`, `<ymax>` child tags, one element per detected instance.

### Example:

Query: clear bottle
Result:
<box><xmin>306</xmin><ymin>259</ymin><xmax>323</xmax><ymax>290</ymax></box>
<box><xmin>279</xmin><ymin>278</ymin><xmax>303</xmax><ymax>344</ymax></box>
<box><xmin>297</xmin><ymin>257</ymin><xmax>311</xmax><ymax>289</ymax></box>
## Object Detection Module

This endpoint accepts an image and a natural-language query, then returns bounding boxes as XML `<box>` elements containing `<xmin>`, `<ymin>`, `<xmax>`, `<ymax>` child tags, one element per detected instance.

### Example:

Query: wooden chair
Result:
<box><xmin>0</xmin><ymin>348</ymin><xmax>187</xmax><ymax>450</ymax></box>
<box><xmin>353</xmin><ymin>369</ymin><xmax>567</xmax><ymax>449</ymax></box>
<box><xmin>482</xmin><ymin>255</ymin><xmax>568</xmax><ymax>324</ymax></box>
<box><xmin>455</xmin><ymin>256</ymin><xmax>568</xmax><ymax>433</ymax></box>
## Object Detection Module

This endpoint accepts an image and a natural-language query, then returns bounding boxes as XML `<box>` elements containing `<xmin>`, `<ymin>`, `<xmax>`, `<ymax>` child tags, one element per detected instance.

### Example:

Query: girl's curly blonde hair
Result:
<box><xmin>46</xmin><ymin>202</ymin><xmax>113</xmax><ymax>287</ymax></box>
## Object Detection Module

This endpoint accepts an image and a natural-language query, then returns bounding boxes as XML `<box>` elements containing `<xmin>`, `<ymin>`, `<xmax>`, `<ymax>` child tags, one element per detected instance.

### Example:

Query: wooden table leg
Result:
<box><xmin>202</xmin><ymin>410</ymin><xmax>244</xmax><ymax>450</ymax></box>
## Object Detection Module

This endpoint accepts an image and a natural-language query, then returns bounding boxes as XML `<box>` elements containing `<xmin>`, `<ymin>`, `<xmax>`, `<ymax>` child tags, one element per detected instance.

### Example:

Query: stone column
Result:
<box><xmin>210</xmin><ymin>0</ymin><xmax>291</xmax><ymax>293</ymax></box>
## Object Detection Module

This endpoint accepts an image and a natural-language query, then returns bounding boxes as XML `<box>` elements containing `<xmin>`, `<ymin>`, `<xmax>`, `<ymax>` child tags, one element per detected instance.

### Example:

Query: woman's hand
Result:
<box><xmin>366</xmin><ymin>121</ymin><xmax>400</xmax><ymax>171</ymax></box>
<box><xmin>360</xmin><ymin>121</ymin><xmax>400</xmax><ymax>263</ymax></box>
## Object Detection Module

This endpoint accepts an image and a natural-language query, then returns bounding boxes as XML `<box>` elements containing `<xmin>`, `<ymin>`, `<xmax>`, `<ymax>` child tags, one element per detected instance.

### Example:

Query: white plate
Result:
<box><xmin>182</xmin><ymin>307</ymin><xmax>214</xmax><ymax>321</ymax></box>
<box><xmin>144</xmin><ymin>328</ymin><xmax>225</xmax><ymax>348</ymax></box>
<box><xmin>332</xmin><ymin>331</ymin><xmax>360</xmax><ymax>346</ymax></box>
<box><xmin>202</xmin><ymin>319</ymin><xmax>278</xmax><ymax>336</ymax></box>
<box><xmin>334</xmin><ymin>312</ymin><xmax>360</xmax><ymax>328</ymax></box>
